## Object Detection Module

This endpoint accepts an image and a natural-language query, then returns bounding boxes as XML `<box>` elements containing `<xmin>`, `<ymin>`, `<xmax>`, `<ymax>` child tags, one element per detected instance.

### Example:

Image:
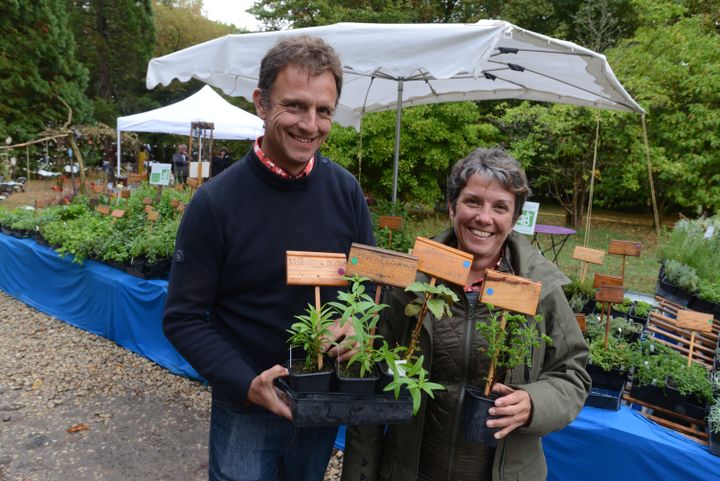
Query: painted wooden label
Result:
<box><xmin>147</xmin><ymin>210</ymin><xmax>159</xmax><ymax>222</ymax></box>
<box><xmin>572</xmin><ymin>246</ymin><xmax>605</xmax><ymax>265</ymax></box>
<box><xmin>170</xmin><ymin>199</ymin><xmax>180</xmax><ymax>208</ymax></box>
<box><xmin>608</xmin><ymin>240</ymin><xmax>642</xmax><ymax>257</ymax></box>
<box><xmin>174</xmin><ymin>184</ymin><xmax>184</xmax><ymax>192</ymax></box>
<box><xmin>345</xmin><ymin>243</ymin><xmax>418</xmax><ymax>288</ymax></box>
<box><xmin>185</xmin><ymin>177</ymin><xmax>198</xmax><ymax>188</ymax></box>
<box><xmin>120</xmin><ymin>189</ymin><xmax>131</xmax><ymax>199</ymax></box>
<box><xmin>144</xmin><ymin>205</ymin><xmax>154</xmax><ymax>214</ymax></box>
<box><xmin>675</xmin><ymin>310</ymin><xmax>714</xmax><ymax>333</ymax></box>
<box><xmin>95</xmin><ymin>205</ymin><xmax>110</xmax><ymax>215</ymax></box>
<box><xmin>110</xmin><ymin>209</ymin><xmax>125</xmax><ymax>219</ymax></box>
<box><xmin>595</xmin><ymin>286</ymin><xmax>625</xmax><ymax>304</ymax></box>
<box><xmin>378</xmin><ymin>215</ymin><xmax>403</xmax><ymax>230</ymax></box>
<box><xmin>412</xmin><ymin>237</ymin><xmax>473</xmax><ymax>285</ymax></box>
<box><xmin>593</xmin><ymin>273</ymin><xmax>624</xmax><ymax>288</ymax></box>
<box><xmin>286</xmin><ymin>251</ymin><xmax>349</xmax><ymax>287</ymax></box>
<box><xmin>480</xmin><ymin>270</ymin><xmax>542</xmax><ymax>316</ymax></box>
<box><xmin>127</xmin><ymin>173</ymin><xmax>145</xmax><ymax>184</ymax></box>
<box><xmin>142</xmin><ymin>197</ymin><xmax>153</xmax><ymax>205</ymax></box>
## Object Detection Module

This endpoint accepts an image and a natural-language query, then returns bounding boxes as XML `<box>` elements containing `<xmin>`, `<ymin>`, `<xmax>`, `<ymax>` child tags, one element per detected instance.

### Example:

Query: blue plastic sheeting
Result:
<box><xmin>0</xmin><ymin>233</ymin><xmax>199</xmax><ymax>380</ymax></box>
<box><xmin>334</xmin><ymin>406</ymin><xmax>719</xmax><ymax>478</ymax></box>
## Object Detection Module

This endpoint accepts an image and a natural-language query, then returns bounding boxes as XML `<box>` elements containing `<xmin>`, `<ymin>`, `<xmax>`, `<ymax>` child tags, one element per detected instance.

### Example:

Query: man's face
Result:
<box><xmin>253</xmin><ymin>64</ymin><xmax>337</xmax><ymax>176</ymax></box>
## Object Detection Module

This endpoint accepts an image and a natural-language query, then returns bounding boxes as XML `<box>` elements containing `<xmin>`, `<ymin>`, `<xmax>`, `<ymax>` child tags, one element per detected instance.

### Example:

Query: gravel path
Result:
<box><xmin>0</xmin><ymin>291</ymin><xmax>342</xmax><ymax>481</ymax></box>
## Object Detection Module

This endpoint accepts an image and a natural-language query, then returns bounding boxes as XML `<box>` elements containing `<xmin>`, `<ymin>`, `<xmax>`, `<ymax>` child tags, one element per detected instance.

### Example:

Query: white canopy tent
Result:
<box><xmin>116</xmin><ymin>85</ymin><xmax>264</xmax><ymax>176</ymax></box>
<box><xmin>145</xmin><ymin>20</ymin><xmax>644</xmax><ymax>203</ymax></box>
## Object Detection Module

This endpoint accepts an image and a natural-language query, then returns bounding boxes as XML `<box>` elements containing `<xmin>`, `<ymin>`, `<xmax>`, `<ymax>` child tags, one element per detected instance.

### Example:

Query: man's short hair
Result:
<box><xmin>257</xmin><ymin>36</ymin><xmax>343</xmax><ymax>108</ymax></box>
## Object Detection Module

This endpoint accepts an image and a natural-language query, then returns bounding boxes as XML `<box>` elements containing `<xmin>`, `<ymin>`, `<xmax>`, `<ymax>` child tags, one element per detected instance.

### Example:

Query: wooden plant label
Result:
<box><xmin>378</xmin><ymin>215</ymin><xmax>403</xmax><ymax>231</ymax></box>
<box><xmin>110</xmin><ymin>209</ymin><xmax>125</xmax><ymax>219</ymax></box>
<box><xmin>593</xmin><ymin>273</ymin><xmax>624</xmax><ymax>288</ymax></box>
<box><xmin>185</xmin><ymin>177</ymin><xmax>198</xmax><ymax>188</ymax></box>
<box><xmin>120</xmin><ymin>189</ymin><xmax>131</xmax><ymax>199</ymax></box>
<box><xmin>144</xmin><ymin>205</ymin><xmax>154</xmax><ymax>214</ymax></box>
<box><xmin>147</xmin><ymin>210</ymin><xmax>159</xmax><ymax>222</ymax></box>
<box><xmin>595</xmin><ymin>286</ymin><xmax>625</xmax><ymax>304</ymax></box>
<box><xmin>170</xmin><ymin>199</ymin><xmax>180</xmax><ymax>208</ymax></box>
<box><xmin>608</xmin><ymin>240</ymin><xmax>642</xmax><ymax>257</ymax></box>
<box><xmin>571</xmin><ymin>246</ymin><xmax>605</xmax><ymax>265</ymax></box>
<box><xmin>142</xmin><ymin>197</ymin><xmax>153</xmax><ymax>205</ymax></box>
<box><xmin>174</xmin><ymin>184</ymin><xmax>184</xmax><ymax>192</ymax></box>
<box><xmin>286</xmin><ymin>251</ymin><xmax>348</xmax><ymax>286</ymax></box>
<box><xmin>345</xmin><ymin>243</ymin><xmax>418</xmax><ymax>288</ymax></box>
<box><xmin>177</xmin><ymin>202</ymin><xmax>185</xmax><ymax>212</ymax></box>
<box><xmin>575</xmin><ymin>313</ymin><xmax>586</xmax><ymax>332</ymax></box>
<box><xmin>412</xmin><ymin>237</ymin><xmax>473</xmax><ymax>286</ymax></box>
<box><xmin>675</xmin><ymin>310</ymin><xmax>714</xmax><ymax>333</ymax></box>
<box><xmin>127</xmin><ymin>173</ymin><xmax>145</xmax><ymax>184</ymax></box>
<box><xmin>480</xmin><ymin>270</ymin><xmax>542</xmax><ymax>316</ymax></box>
<box><xmin>95</xmin><ymin>205</ymin><xmax>110</xmax><ymax>215</ymax></box>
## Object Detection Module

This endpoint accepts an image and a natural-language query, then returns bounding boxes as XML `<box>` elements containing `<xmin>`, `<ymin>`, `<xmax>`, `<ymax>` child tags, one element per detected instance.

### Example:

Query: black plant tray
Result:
<box><xmin>585</xmin><ymin>387</ymin><xmax>622</xmax><ymax>410</ymax></box>
<box><xmin>275</xmin><ymin>378</ymin><xmax>413</xmax><ymax>428</ymax></box>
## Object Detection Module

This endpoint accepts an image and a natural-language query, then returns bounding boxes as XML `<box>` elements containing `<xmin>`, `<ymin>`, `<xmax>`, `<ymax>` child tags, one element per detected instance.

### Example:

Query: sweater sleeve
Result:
<box><xmin>518</xmin><ymin>287</ymin><xmax>590</xmax><ymax>436</ymax></box>
<box><xmin>162</xmin><ymin>188</ymin><xmax>257</xmax><ymax>404</ymax></box>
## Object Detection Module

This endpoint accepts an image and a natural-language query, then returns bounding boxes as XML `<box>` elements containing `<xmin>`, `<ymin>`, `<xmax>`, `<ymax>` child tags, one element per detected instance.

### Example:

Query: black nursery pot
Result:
<box><xmin>461</xmin><ymin>385</ymin><xmax>500</xmax><ymax>447</ymax></box>
<box><xmin>287</xmin><ymin>359</ymin><xmax>333</xmax><ymax>393</ymax></box>
<box><xmin>709</xmin><ymin>420</ymin><xmax>720</xmax><ymax>457</ymax></box>
<box><xmin>334</xmin><ymin>361</ymin><xmax>379</xmax><ymax>395</ymax></box>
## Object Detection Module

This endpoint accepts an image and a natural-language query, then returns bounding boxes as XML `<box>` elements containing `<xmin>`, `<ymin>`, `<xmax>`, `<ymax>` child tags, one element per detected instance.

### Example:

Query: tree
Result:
<box><xmin>0</xmin><ymin>1</ymin><xmax>90</xmax><ymax>142</ymax></box>
<box><xmin>66</xmin><ymin>0</ymin><xmax>156</xmax><ymax>123</ymax></box>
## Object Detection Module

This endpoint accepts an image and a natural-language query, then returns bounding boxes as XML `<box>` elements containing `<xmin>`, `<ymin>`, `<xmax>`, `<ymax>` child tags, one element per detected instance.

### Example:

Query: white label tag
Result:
<box><xmin>704</xmin><ymin>225</ymin><xmax>714</xmax><ymax>239</ymax></box>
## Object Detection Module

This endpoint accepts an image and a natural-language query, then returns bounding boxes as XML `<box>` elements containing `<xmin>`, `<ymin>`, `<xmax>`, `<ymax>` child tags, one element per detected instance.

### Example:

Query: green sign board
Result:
<box><xmin>513</xmin><ymin>201</ymin><xmax>540</xmax><ymax>235</ymax></box>
<box><xmin>149</xmin><ymin>163</ymin><xmax>172</xmax><ymax>186</ymax></box>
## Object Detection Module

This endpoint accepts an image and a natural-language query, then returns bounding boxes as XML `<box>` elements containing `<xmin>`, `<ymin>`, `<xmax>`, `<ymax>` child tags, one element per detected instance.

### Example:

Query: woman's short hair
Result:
<box><xmin>257</xmin><ymin>36</ymin><xmax>343</xmax><ymax>109</ymax></box>
<box><xmin>447</xmin><ymin>147</ymin><xmax>530</xmax><ymax>221</ymax></box>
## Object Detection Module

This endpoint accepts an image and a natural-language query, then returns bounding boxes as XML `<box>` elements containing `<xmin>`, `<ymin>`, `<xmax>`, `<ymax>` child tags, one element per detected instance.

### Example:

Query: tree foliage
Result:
<box><xmin>0</xmin><ymin>0</ymin><xmax>90</xmax><ymax>141</ymax></box>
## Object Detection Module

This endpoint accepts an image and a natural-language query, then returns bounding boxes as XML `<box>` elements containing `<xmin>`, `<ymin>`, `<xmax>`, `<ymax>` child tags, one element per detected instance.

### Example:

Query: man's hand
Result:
<box><xmin>323</xmin><ymin>317</ymin><xmax>358</xmax><ymax>362</ymax></box>
<box><xmin>247</xmin><ymin>365</ymin><xmax>292</xmax><ymax>420</ymax></box>
<box><xmin>486</xmin><ymin>383</ymin><xmax>533</xmax><ymax>439</ymax></box>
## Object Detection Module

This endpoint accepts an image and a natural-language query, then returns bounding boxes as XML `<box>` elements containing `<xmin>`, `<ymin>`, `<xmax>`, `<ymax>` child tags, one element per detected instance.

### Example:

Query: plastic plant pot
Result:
<box><xmin>461</xmin><ymin>385</ymin><xmax>500</xmax><ymax>447</ymax></box>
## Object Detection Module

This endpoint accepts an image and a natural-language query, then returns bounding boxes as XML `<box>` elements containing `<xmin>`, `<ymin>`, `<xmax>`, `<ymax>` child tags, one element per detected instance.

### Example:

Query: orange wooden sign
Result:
<box><xmin>142</xmin><ymin>197</ymin><xmax>153</xmax><ymax>205</ymax></box>
<box><xmin>345</xmin><ymin>243</ymin><xmax>418</xmax><ymax>288</ymax></box>
<box><xmin>177</xmin><ymin>202</ymin><xmax>185</xmax><ymax>212</ymax></box>
<box><xmin>185</xmin><ymin>178</ymin><xmax>198</xmax><ymax>188</ymax></box>
<box><xmin>575</xmin><ymin>313</ymin><xmax>586</xmax><ymax>332</ymax></box>
<box><xmin>286</xmin><ymin>251</ymin><xmax>349</xmax><ymax>287</ymax></box>
<box><xmin>595</xmin><ymin>286</ymin><xmax>625</xmax><ymax>304</ymax></box>
<box><xmin>412</xmin><ymin>237</ymin><xmax>473</xmax><ymax>286</ymax></box>
<box><xmin>593</xmin><ymin>273</ymin><xmax>624</xmax><ymax>288</ymax></box>
<box><xmin>147</xmin><ymin>210</ymin><xmax>159</xmax><ymax>222</ymax></box>
<box><xmin>127</xmin><ymin>173</ymin><xmax>146</xmax><ymax>184</ymax></box>
<box><xmin>572</xmin><ymin>246</ymin><xmax>605</xmax><ymax>265</ymax></box>
<box><xmin>174</xmin><ymin>184</ymin><xmax>184</xmax><ymax>192</ymax></box>
<box><xmin>95</xmin><ymin>205</ymin><xmax>110</xmax><ymax>215</ymax></box>
<box><xmin>144</xmin><ymin>205</ymin><xmax>154</xmax><ymax>214</ymax></box>
<box><xmin>378</xmin><ymin>215</ymin><xmax>403</xmax><ymax>231</ymax></box>
<box><xmin>120</xmin><ymin>189</ymin><xmax>131</xmax><ymax>199</ymax></box>
<box><xmin>110</xmin><ymin>209</ymin><xmax>125</xmax><ymax>219</ymax></box>
<box><xmin>170</xmin><ymin>199</ymin><xmax>180</xmax><ymax>208</ymax></box>
<box><xmin>675</xmin><ymin>310</ymin><xmax>714</xmax><ymax>333</ymax></box>
<box><xmin>480</xmin><ymin>270</ymin><xmax>542</xmax><ymax>316</ymax></box>
<box><xmin>608</xmin><ymin>240</ymin><xmax>642</xmax><ymax>257</ymax></box>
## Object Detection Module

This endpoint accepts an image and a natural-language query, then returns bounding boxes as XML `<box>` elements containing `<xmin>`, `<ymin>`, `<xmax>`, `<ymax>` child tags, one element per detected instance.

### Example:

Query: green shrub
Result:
<box><xmin>663</xmin><ymin>259</ymin><xmax>699</xmax><ymax>293</ymax></box>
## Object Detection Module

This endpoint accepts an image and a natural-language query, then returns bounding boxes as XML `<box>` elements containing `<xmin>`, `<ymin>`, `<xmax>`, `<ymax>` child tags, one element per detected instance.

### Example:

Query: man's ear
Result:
<box><xmin>252</xmin><ymin>88</ymin><xmax>266</xmax><ymax>119</ymax></box>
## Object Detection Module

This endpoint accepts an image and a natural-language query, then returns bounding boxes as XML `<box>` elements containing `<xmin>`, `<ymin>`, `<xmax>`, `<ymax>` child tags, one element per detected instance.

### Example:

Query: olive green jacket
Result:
<box><xmin>341</xmin><ymin>231</ymin><xmax>590</xmax><ymax>481</ymax></box>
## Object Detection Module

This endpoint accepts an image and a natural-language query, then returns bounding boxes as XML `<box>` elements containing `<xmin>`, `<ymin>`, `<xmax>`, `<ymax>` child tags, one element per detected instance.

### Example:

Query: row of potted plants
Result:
<box><xmin>0</xmin><ymin>184</ymin><xmax>191</xmax><ymax>279</ymax></box>
<box><xmin>658</xmin><ymin>215</ymin><xmax>720</xmax><ymax>316</ymax></box>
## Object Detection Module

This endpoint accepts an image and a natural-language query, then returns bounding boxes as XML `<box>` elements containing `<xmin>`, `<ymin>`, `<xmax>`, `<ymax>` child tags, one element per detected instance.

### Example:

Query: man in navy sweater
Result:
<box><xmin>163</xmin><ymin>36</ymin><xmax>374</xmax><ymax>481</ymax></box>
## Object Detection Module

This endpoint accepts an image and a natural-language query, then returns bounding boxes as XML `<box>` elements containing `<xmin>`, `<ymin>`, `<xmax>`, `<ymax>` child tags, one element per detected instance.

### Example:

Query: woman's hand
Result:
<box><xmin>486</xmin><ymin>383</ymin><xmax>533</xmax><ymax>439</ymax></box>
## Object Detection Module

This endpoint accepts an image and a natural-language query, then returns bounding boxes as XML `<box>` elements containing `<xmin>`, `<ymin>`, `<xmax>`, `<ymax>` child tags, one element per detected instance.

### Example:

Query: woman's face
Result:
<box><xmin>449</xmin><ymin>174</ymin><xmax>516</xmax><ymax>270</ymax></box>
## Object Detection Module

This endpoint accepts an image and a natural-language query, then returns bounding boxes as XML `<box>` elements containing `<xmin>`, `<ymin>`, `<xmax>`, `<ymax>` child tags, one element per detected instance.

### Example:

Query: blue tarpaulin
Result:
<box><xmin>1</xmin><ymin>233</ymin><xmax>719</xmax><ymax>479</ymax></box>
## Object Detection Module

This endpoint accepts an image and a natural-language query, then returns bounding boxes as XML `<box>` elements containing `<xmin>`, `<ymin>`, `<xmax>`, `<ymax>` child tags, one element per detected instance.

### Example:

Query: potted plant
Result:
<box><xmin>327</xmin><ymin>275</ymin><xmax>387</xmax><ymax>394</ymax></box>
<box><xmin>563</xmin><ymin>276</ymin><xmax>595</xmax><ymax>314</ymax></box>
<box><xmin>708</xmin><ymin>398</ymin><xmax>720</xmax><ymax>456</ymax></box>
<box><xmin>584</xmin><ymin>313</ymin><xmax>643</xmax><ymax>344</ymax></box>
<box><xmin>629</xmin><ymin>300</ymin><xmax>652</xmax><ymax>325</ymax></box>
<box><xmin>403</xmin><ymin>280</ymin><xmax>459</xmax><ymax>361</ymax></box>
<box><xmin>585</xmin><ymin>337</ymin><xmax>634</xmax><ymax>410</ymax></box>
<box><xmin>285</xmin><ymin>303</ymin><xmax>336</xmax><ymax>393</ymax></box>
<box><xmin>462</xmin><ymin>305</ymin><xmax>550</xmax><ymax>446</ymax></box>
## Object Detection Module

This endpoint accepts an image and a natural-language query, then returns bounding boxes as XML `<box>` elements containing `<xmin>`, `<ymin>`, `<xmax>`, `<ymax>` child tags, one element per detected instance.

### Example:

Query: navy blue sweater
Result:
<box><xmin>163</xmin><ymin>149</ymin><xmax>374</xmax><ymax>404</ymax></box>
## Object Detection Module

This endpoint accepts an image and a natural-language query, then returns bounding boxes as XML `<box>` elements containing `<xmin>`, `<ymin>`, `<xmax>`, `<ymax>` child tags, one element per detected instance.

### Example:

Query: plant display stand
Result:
<box><xmin>645</xmin><ymin>309</ymin><xmax>717</xmax><ymax>369</ymax></box>
<box><xmin>623</xmin><ymin>392</ymin><xmax>708</xmax><ymax>445</ymax></box>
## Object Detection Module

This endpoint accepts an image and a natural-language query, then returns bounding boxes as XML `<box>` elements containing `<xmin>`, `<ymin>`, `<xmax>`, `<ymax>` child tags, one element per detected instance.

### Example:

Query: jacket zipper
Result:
<box><xmin>446</xmin><ymin>292</ymin><xmax>477</xmax><ymax>481</ymax></box>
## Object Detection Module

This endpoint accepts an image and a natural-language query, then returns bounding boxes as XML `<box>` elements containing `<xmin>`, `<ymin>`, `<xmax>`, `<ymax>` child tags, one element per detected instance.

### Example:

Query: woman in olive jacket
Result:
<box><xmin>341</xmin><ymin>148</ymin><xmax>590</xmax><ymax>481</ymax></box>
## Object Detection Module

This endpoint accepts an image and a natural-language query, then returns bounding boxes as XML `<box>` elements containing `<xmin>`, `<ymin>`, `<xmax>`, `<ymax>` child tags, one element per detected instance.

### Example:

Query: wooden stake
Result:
<box><xmin>405</xmin><ymin>277</ymin><xmax>436</xmax><ymax>360</ymax></box>
<box><xmin>603</xmin><ymin>303</ymin><xmax>612</xmax><ymax>349</ymax></box>
<box><xmin>687</xmin><ymin>331</ymin><xmax>696</xmax><ymax>367</ymax></box>
<box><xmin>484</xmin><ymin>313</ymin><xmax>507</xmax><ymax>397</ymax></box>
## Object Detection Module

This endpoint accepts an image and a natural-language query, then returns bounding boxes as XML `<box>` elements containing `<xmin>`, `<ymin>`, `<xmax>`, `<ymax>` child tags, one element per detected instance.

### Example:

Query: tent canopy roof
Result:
<box><xmin>117</xmin><ymin>85</ymin><xmax>264</xmax><ymax>140</ymax></box>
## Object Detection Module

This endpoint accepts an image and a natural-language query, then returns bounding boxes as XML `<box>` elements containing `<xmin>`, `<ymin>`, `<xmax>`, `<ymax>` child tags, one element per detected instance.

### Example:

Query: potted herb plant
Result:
<box><xmin>462</xmin><ymin>305</ymin><xmax>550</xmax><ymax>446</ymax></box>
<box><xmin>285</xmin><ymin>303</ymin><xmax>336</xmax><ymax>393</ymax></box>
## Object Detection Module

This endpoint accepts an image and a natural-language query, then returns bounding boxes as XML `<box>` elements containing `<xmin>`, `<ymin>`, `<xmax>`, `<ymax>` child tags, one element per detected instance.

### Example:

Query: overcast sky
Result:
<box><xmin>202</xmin><ymin>0</ymin><xmax>262</xmax><ymax>31</ymax></box>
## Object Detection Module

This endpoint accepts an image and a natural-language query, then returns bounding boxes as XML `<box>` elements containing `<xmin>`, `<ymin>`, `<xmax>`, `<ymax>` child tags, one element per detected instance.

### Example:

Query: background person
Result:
<box><xmin>211</xmin><ymin>147</ymin><xmax>232</xmax><ymax>178</ymax></box>
<box><xmin>163</xmin><ymin>36</ymin><xmax>374</xmax><ymax>481</ymax></box>
<box><xmin>341</xmin><ymin>147</ymin><xmax>590</xmax><ymax>481</ymax></box>
<box><xmin>172</xmin><ymin>143</ymin><xmax>190</xmax><ymax>184</ymax></box>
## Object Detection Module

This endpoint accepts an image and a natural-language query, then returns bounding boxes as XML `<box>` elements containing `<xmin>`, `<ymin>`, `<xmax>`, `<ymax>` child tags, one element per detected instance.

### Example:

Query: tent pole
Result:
<box><xmin>584</xmin><ymin>115</ymin><xmax>601</xmax><ymax>248</ymax></box>
<box><xmin>641</xmin><ymin>114</ymin><xmax>661</xmax><ymax>237</ymax></box>
<box><xmin>116</xmin><ymin>129</ymin><xmax>121</xmax><ymax>178</ymax></box>
<box><xmin>391</xmin><ymin>80</ymin><xmax>403</xmax><ymax>204</ymax></box>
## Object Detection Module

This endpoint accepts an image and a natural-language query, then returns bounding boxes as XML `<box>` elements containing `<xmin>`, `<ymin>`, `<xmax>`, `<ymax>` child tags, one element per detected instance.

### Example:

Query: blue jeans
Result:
<box><xmin>209</xmin><ymin>393</ymin><xmax>337</xmax><ymax>481</ymax></box>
